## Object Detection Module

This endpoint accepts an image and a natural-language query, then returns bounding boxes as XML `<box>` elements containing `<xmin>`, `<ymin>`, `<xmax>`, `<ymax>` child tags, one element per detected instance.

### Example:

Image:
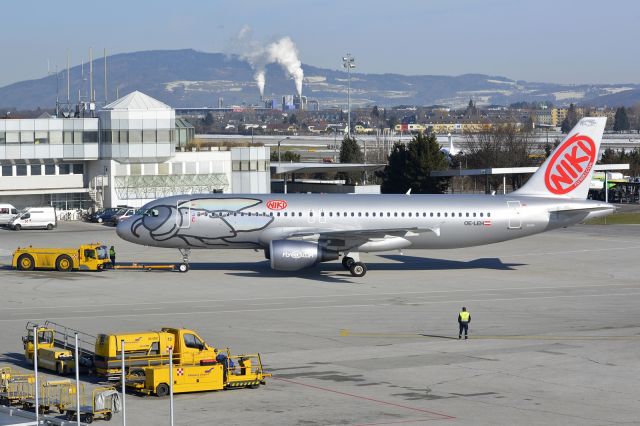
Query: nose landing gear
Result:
<box><xmin>178</xmin><ymin>248</ymin><xmax>191</xmax><ymax>273</ymax></box>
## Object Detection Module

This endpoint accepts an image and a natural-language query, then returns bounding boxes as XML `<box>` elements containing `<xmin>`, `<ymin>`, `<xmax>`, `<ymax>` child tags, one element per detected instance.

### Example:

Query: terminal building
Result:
<box><xmin>0</xmin><ymin>91</ymin><xmax>270</xmax><ymax>212</ymax></box>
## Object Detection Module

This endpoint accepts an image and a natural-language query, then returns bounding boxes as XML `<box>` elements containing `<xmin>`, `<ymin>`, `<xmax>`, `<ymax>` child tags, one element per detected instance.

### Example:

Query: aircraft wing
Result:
<box><xmin>284</xmin><ymin>226</ymin><xmax>441</xmax><ymax>250</ymax></box>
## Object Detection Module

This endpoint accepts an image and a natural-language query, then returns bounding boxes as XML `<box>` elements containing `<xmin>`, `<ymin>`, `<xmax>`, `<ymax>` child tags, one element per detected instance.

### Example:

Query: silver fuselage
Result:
<box><xmin>116</xmin><ymin>193</ymin><xmax>614</xmax><ymax>253</ymax></box>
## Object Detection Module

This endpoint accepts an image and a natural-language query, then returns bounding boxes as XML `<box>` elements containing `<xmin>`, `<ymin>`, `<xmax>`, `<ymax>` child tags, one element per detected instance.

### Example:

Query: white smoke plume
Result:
<box><xmin>232</xmin><ymin>26</ymin><xmax>304</xmax><ymax>97</ymax></box>
<box><xmin>266</xmin><ymin>37</ymin><xmax>304</xmax><ymax>96</ymax></box>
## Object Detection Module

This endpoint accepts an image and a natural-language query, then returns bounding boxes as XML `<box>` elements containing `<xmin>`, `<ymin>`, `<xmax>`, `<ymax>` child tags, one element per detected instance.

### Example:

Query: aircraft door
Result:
<box><xmin>177</xmin><ymin>200</ymin><xmax>191</xmax><ymax>229</ymax></box>
<box><xmin>319</xmin><ymin>209</ymin><xmax>326</xmax><ymax>224</ymax></box>
<box><xmin>507</xmin><ymin>201</ymin><xmax>522</xmax><ymax>229</ymax></box>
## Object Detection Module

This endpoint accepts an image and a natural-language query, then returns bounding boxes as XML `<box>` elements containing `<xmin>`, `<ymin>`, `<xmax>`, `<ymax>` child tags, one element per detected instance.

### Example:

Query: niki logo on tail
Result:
<box><xmin>544</xmin><ymin>133</ymin><xmax>597</xmax><ymax>195</ymax></box>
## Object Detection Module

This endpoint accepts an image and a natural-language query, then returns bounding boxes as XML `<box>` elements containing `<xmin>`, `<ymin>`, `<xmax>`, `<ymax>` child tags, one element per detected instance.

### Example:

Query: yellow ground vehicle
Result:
<box><xmin>23</xmin><ymin>327</ymin><xmax>76</xmax><ymax>375</ymax></box>
<box><xmin>12</xmin><ymin>243</ymin><xmax>110</xmax><ymax>272</ymax></box>
<box><xmin>94</xmin><ymin>327</ymin><xmax>219</xmax><ymax>378</ymax></box>
<box><xmin>126</xmin><ymin>352</ymin><xmax>269</xmax><ymax>396</ymax></box>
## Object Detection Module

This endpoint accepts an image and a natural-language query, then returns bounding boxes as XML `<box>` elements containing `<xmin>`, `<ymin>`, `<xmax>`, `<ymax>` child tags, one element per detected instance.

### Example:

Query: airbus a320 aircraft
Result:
<box><xmin>117</xmin><ymin>117</ymin><xmax>614</xmax><ymax>277</ymax></box>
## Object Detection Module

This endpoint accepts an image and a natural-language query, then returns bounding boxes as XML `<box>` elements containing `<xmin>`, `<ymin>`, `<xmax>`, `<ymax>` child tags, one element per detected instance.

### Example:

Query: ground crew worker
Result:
<box><xmin>109</xmin><ymin>245</ymin><xmax>116</xmax><ymax>267</ymax></box>
<box><xmin>458</xmin><ymin>307</ymin><xmax>470</xmax><ymax>339</ymax></box>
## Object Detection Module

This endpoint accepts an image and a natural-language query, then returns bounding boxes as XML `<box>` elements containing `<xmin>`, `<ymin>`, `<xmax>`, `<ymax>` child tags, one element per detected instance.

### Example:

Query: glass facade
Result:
<box><xmin>0</xmin><ymin>119</ymin><xmax>98</xmax><ymax>146</ymax></box>
<box><xmin>47</xmin><ymin>192</ymin><xmax>94</xmax><ymax>210</ymax></box>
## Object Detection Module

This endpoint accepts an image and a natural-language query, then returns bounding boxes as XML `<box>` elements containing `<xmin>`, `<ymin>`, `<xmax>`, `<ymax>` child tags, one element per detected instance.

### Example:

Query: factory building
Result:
<box><xmin>0</xmin><ymin>91</ymin><xmax>270</xmax><ymax>213</ymax></box>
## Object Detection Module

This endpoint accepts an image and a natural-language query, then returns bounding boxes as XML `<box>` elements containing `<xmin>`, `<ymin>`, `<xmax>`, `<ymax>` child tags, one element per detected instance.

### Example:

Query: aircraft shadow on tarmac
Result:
<box><xmin>221</xmin><ymin>255</ymin><xmax>525</xmax><ymax>283</ymax></box>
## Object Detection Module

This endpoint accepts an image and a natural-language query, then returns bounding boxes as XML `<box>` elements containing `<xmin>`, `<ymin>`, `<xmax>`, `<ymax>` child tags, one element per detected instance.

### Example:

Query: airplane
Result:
<box><xmin>117</xmin><ymin>117</ymin><xmax>614</xmax><ymax>277</ymax></box>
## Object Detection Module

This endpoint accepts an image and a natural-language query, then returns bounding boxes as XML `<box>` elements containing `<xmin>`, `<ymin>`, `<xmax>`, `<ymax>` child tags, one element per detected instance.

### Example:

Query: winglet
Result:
<box><xmin>514</xmin><ymin>117</ymin><xmax>606</xmax><ymax>199</ymax></box>
<box><xmin>406</xmin><ymin>188</ymin><xmax>412</xmax><ymax>195</ymax></box>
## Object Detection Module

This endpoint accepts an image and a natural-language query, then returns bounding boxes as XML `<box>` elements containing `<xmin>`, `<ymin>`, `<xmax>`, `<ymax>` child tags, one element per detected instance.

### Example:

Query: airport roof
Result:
<box><xmin>271</xmin><ymin>162</ymin><xmax>386</xmax><ymax>175</ymax></box>
<box><xmin>103</xmin><ymin>91</ymin><xmax>171</xmax><ymax>111</ymax></box>
<box><xmin>431</xmin><ymin>164</ymin><xmax>630</xmax><ymax>177</ymax></box>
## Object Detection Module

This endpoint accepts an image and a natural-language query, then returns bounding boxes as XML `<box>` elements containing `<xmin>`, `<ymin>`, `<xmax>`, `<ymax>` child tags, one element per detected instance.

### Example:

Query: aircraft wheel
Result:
<box><xmin>178</xmin><ymin>263</ymin><xmax>189</xmax><ymax>273</ymax></box>
<box><xmin>349</xmin><ymin>262</ymin><xmax>367</xmax><ymax>277</ymax></box>
<box><xmin>56</xmin><ymin>255</ymin><xmax>73</xmax><ymax>272</ymax></box>
<box><xmin>341</xmin><ymin>256</ymin><xmax>354</xmax><ymax>270</ymax></box>
<box><xmin>17</xmin><ymin>254</ymin><xmax>35</xmax><ymax>271</ymax></box>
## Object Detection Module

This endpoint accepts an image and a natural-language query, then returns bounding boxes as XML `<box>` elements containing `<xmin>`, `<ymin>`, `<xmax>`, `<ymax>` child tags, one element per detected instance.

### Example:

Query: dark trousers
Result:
<box><xmin>459</xmin><ymin>322</ymin><xmax>469</xmax><ymax>337</ymax></box>
<box><xmin>110</xmin><ymin>256</ymin><xmax>116</xmax><ymax>266</ymax></box>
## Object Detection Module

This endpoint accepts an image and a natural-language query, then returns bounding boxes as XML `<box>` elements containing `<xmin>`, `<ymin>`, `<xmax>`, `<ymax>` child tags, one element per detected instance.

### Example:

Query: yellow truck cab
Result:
<box><xmin>94</xmin><ymin>328</ymin><xmax>218</xmax><ymax>378</ymax></box>
<box><xmin>23</xmin><ymin>327</ymin><xmax>75</xmax><ymax>375</ymax></box>
<box><xmin>13</xmin><ymin>244</ymin><xmax>110</xmax><ymax>271</ymax></box>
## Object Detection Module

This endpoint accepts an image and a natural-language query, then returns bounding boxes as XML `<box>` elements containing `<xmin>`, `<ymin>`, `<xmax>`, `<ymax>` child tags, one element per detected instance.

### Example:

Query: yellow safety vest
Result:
<box><xmin>459</xmin><ymin>311</ymin><xmax>470</xmax><ymax>322</ymax></box>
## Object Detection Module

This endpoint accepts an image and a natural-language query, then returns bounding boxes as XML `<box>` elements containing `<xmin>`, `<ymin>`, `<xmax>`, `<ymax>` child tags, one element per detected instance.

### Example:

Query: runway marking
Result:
<box><xmin>339</xmin><ymin>330</ymin><xmax>640</xmax><ymax>341</ymax></box>
<box><xmin>272</xmin><ymin>377</ymin><xmax>455</xmax><ymax>421</ymax></box>
<box><xmin>505</xmin><ymin>245</ymin><xmax>640</xmax><ymax>258</ymax></box>
<box><xmin>1</xmin><ymin>291</ymin><xmax>640</xmax><ymax>323</ymax></box>
<box><xmin>0</xmin><ymin>283</ymin><xmax>636</xmax><ymax>311</ymax></box>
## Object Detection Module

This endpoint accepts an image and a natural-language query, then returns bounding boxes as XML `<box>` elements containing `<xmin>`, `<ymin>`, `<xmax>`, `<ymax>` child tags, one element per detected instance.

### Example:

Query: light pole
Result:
<box><xmin>277</xmin><ymin>136</ymin><xmax>290</xmax><ymax>163</ymax></box>
<box><xmin>342</xmin><ymin>54</ymin><xmax>355</xmax><ymax>137</ymax></box>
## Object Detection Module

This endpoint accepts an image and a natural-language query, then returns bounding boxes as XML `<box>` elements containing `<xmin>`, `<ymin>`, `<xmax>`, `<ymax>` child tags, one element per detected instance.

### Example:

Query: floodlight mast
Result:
<box><xmin>342</xmin><ymin>54</ymin><xmax>356</xmax><ymax>138</ymax></box>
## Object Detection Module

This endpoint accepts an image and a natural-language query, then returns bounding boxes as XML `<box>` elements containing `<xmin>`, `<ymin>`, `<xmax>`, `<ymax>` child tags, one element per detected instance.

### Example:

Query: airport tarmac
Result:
<box><xmin>0</xmin><ymin>222</ymin><xmax>639</xmax><ymax>425</ymax></box>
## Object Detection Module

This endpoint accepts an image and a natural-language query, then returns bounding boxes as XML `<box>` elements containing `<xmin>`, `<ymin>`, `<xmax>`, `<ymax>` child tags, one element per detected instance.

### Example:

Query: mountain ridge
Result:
<box><xmin>0</xmin><ymin>49</ymin><xmax>638</xmax><ymax>110</ymax></box>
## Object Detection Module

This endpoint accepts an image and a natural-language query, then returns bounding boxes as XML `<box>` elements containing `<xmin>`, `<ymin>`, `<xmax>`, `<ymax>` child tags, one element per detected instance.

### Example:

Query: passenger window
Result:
<box><xmin>480</xmin><ymin>212</ymin><xmax>484</xmax><ymax>217</ymax></box>
<box><xmin>487</xmin><ymin>212</ymin><xmax>491</xmax><ymax>217</ymax></box>
<box><xmin>473</xmin><ymin>213</ymin><xmax>477</xmax><ymax>217</ymax></box>
<box><xmin>321</xmin><ymin>212</ymin><xmax>325</xmax><ymax>217</ymax></box>
<box><xmin>277</xmin><ymin>212</ymin><xmax>281</xmax><ymax>217</ymax></box>
<box><xmin>430</xmin><ymin>212</ymin><xmax>433</xmax><ymax>217</ymax></box>
<box><xmin>358</xmin><ymin>212</ymin><xmax>362</xmax><ymax>217</ymax></box>
<box><xmin>270</xmin><ymin>212</ymin><xmax>273</xmax><ymax>216</ymax></box>
<box><xmin>459</xmin><ymin>213</ymin><xmax>462</xmax><ymax>217</ymax></box>
<box><xmin>387</xmin><ymin>212</ymin><xmax>390</xmax><ymax>217</ymax></box>
<box><xmin>444</xmin><ymin>213</ymin><xmax>448</xmax><ymax>217</ymax></box>
<box><xmin>394</xmin><ymin>212</ymin><xmax>398</xmax><ymax>217</ymax></box>
<box><xmin>466</xmin><ymin>212</ymin><xmax>469</xmax><ymax>217</ymax></box>
<box><xmin>299</xmin><ymin>212</ymin><xmax>302</xmax><ymax>217</ymax></box>
<box><xmin>365</xmin><ymin>212</ymin><xmax>369</xmax><ymax>217</ymax></box>
<box><xmin>437</xmin><ymin>212</ymin><xmax>441</xmax><ymax>217</ymax></box>
<box><xmin>309</xmin><ymin>212</ymin><xmax>313</xmax><ymax>217</ymax></box>
<box><xmin>329</xmin><ymin>212</ymin><xmax>333</xmax><ymax>217</ymax></box>
<box><xmin>408</xmin><ymin>213</ymin><xmax>412</xmax><ymax>217</ymax></box>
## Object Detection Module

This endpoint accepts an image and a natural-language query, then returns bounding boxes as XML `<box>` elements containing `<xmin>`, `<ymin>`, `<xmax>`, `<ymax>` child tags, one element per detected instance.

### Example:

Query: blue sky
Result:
<box><xmin>1</xmin><ymin>0</ymin><xmax>638</xmax><ymax>87</ymax></box>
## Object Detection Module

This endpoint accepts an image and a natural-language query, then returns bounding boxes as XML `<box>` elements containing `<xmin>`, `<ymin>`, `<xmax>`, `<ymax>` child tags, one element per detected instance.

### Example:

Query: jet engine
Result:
<box><xmin>269</xmin><ymin>240</ymin><xmax>338</xmax><ymax>271</ymax></box>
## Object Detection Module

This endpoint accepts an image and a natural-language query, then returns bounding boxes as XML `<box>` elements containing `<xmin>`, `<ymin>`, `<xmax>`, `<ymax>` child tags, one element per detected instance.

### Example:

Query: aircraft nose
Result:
<box><xmin>116</xmin><ymin>217</ymin><xmax>134</xmax><ymax>241</ymax></box>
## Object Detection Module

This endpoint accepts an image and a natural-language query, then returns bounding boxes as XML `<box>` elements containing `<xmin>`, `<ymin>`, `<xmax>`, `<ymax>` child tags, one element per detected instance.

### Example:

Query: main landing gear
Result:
<box><xmin>178</xmin><ymin>248</ymin><xmax>191</xmax><ymax>273</ymax></box>
<box><xmin>341</xmin><ymin>254</ymin><xmax>367</xmax><ymax>277</ymax></box>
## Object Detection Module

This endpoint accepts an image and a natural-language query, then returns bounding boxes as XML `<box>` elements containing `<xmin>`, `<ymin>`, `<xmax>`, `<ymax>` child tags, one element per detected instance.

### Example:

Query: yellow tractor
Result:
<box><xmin>13</xmin><ymin>244</ymin><xmax>111</xmax><ymax>272</ymax></box>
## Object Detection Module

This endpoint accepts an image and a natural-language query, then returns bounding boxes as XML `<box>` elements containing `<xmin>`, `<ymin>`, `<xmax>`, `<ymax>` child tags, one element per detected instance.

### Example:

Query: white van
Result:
<box><xmin>0</xmin><ymin>203</ymin><xmax>19</xmax><ymax>226</ymax></box>
<box><xmin>8</xmin><ymin>207</ymin><xmax>57</xmax><ymax>230</ymax></box>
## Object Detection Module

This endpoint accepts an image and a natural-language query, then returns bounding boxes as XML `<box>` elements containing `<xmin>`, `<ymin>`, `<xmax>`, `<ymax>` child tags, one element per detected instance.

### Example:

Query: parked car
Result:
<box><xmin>88</xmin><ymin>208</ymin><xmax>120</xmax><ymax>223</ymax></box>
<box><xmin>106</xmin><ymin>207</ymin><xmax>137</xmax><ymax>226</ymax></box>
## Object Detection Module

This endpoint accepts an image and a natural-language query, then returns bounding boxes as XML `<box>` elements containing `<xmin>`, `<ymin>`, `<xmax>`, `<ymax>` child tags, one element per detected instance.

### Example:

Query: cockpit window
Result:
<box><xmin>136</xmin><ymin>208</ymin><xmax>160</xmax><ymax>217</ymax></box>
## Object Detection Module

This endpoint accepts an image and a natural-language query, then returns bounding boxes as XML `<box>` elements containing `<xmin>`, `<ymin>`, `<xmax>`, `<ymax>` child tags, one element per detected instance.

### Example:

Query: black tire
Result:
<box><xmin>178</xmin><ymin>263</ymin><xmax>189</xmax><ymax>273</ymax></box>
<box><xmin>349</xmin><ymin>262</ymin><xmax>367</xmax><ymax>277</ymax></box>
<box><xmin>17</xmin><ymin>254</ymin><xmax>35</xmax><ymax>271</ymax></box>
<box><xmin>104</xmin><ymin>411</ymin><xmax>112</xmax><ymax>421</ymax></box>
<box><xmin>156</xmin><ymin>383</ymin><xmax>170</xmax><ymax>397</ymax></box>
<box><xmin>55</xmin><ymin>254</ymin><xmax>74</xmax><ymax>272</ymax></box>
<box><xmin>46</xmin><ymin>223</ymin><xmax>54</xmax><ymax>230</ymax></box>
<box><xmin>13</xmin><ymin>224</ymin><xmax>21</xmax><ymax>231</ymax></box>
<box><xmin>84</xmin><ymin>413</ymin><xmax>94</xmax><ymax>424</ymax></box>
<box><xmin>341</xmin><ymin>256</ymin><xmax>354</xmax><ymax>270</ymax></box>
<box><xmin>65</xmin><ymin>410</ymin><xmax>75</xmax><ymax>421</ymax></box>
